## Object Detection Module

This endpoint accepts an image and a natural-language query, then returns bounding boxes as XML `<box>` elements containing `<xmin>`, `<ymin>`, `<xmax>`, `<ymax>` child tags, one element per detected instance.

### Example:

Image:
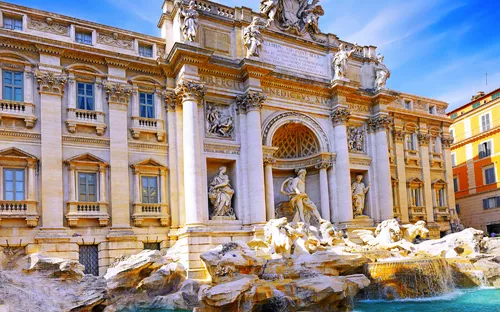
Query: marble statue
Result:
<box><xmin>402</xmin><ymin>220</ymin><xmax>429</xmax><ymax>242</ymax></box>
<box><xmin>208</xmin><ymin>166</ymin><xmax>235</xmax><ymax>219</ymax></box>
<box><xmin>374</xmin><ymin>53</ymin><xmax>390</xmax><ymax>91</ymax></box>
<box><xmin>206</xmin><ymin>104</ymin><xmax>234</xmax><ymax>138</ymax></box>
<box><xmin>280</xmin><ymin>168</ymin><xmax>325</xmax><ymax>226</ymax></box>
<box><xmin>180</xmin><ymin>1</ymin><xmax>199</xmax><ymax>42</ymax></box>
<box><xmin>260</xmin><ymin>0</ymin><xmax>324</xmax><ymax>35</ymax></box>
<box><xmin>332</xmin><ymin>43</ymin><xmax>358</xmax><ymax>81</ymax></box>
<box><xmin>347</xmin><ymin>126</ymin><xmax>364</xmax><ymax>153</ymax></box>
<box><xmin>353</xmin><ymin>219</ymin><xmax>416</xmax><ymax>252</ymax></box>
<box><xmin>243</xmin><ymin>17</ymin><xmax>266</xmax><ymax>58</ymax></box>
<box><xmin>319</xmin><ymin>220</ymin><xmax>343</xmax><ymax>246</ymax></box>
<box><xmin>351</xmin><ymin>175</ymin><xmax>369</xmax><ymax>217</ymax></box>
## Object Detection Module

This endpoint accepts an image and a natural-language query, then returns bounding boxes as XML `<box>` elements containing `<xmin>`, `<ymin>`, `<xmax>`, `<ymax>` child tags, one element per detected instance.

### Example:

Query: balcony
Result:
<box><xmin>409</xmin><ymin>206</ymin><xmax>426</xmax><ymax>222</ymax></box>
<box><xmin>434</xmin><ymin>206</ymin><xmax>451</xmax><ymax>222</ymax></box>
<box><xmin>66</xmin><ymin>108</ymin><xmax>106</xmax><ymax>136</ymax></box>
<box><xmin>0</xmin><ymin>100</ymin><xmax>37</xmax><ymax>128</ymax></box>
<box><xmin>130</xmin><ymin>117</ymin><xmax>165</xmax><ymax>142</ymax></box>
<box><xmin>132</xmin><ymin>203</ymin><xmax>170</xmax><ymax>227</ymax></box>
<box><xmin>404</xmin><ymin>149</ymin><xmax>420</xmax><ymax>166</ymax></box>
<box><xmin>66</xmin><ymin>201</ymin><xmax>109</xmax><ymax>227</ymax></box>
<box><xmin>429</xmin><ymin>152</ymin><xmax>444</xmax><ymax>168</ymax></box>
<box><xmin>0</xmin><ymin>200</ymin><xmax>38</xmax><ymax>227</ymax></box>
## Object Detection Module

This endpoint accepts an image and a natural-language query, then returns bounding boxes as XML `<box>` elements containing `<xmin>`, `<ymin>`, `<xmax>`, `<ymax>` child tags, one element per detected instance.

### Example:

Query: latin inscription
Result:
<box><xmin>262</xmin><ymin>86</ymin><xmax>329</xmax><ymax>105</ymax></box>
<box><xmin>349</xmin><ymin>103</ymin><xmax>371</xmax><ymax>113</ymax></box>
<box><xmin>200</xmin><ymin>75</ymin><xmax>244</xmax><ymax>91</ymax></box>
<box><xmin>260</xmin><ymin>41</ymin><xmax>329</xmax><ymax>78</ymax></box>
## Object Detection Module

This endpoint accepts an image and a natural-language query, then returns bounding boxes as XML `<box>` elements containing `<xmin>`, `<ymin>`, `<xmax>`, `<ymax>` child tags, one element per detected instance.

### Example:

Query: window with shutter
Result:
<box><xmin>481</xmin><ymin>114</ymin><xmax>491</xmax><ymax>131</ymax></box>
<box><xmin>483</xmin><ymin>198</ymin><xmax>489</xmax><ymax>209</ymax></box>
<box><xmin>485</xmin><ymin>167</ymin><xmax>496</xmax><ymax>184</ymax></box>
<box><xmin>479</xmin><ymin>143</ymin><xmax>485</xmax><ymax>159</ymax></box>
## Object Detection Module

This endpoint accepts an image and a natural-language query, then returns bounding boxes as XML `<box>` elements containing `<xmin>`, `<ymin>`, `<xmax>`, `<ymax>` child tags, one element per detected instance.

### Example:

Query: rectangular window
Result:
<box><xmin>139</xmin><ymin>45</ymin><xmax>153</xmax><ymax>57</ymax></box>
<box><xmin>455</xmin><ymin>204</ymin><xmax>460</xmax><ymax>215</ymax></box>
<box><xmin>481</xmin><ymin>114</ymin><xmax>491</xmax><ymax>132</ymax></box>
<box><xmin>141</xmin><ymin>176</ymin><xmax>158</xmax><ymax>203</ymax></box>
<box><xmin>453</xmin><ymin>177</ymin><xmax>459</xmax><ymax>192</ymax></box>
<box><xmin>433</xmin><ymin>137</ymin><xmax>441</xmax><ymax>153</ymax></box>
<box><xmin>143</xmin><ymin>242</ymin><xmax>161</xmax><ymax>250</ymax></box>
<box><xmin>79</xmin><ymin>245</ymin><xmax>99</xmax><ymax>276</ymax></box>
<box><xmin>493</xmin><ymin>92</ymin><xmax>500</xmax><ymax>100</ymax></box>
<box><xmin>438</xmin><ymin>188</ymin><xmax>446</xmax><ymax>206</ymax></box>
<box><xmin>77</xmin><ymin>82</ymin><xmax>94</xmax><ymax>110</ymax></box>
<box><xmin>75</xmin><ymin>31</ymin><xmax>92</xmax><ymax>45</ymax></box>
<box><xmin>483</xmin><ymin>197</ymin><xmax>500</xmax><ymax>209</ymax></box>
<box><xmin>484</xmin><ymin>166</ymin><xmax>496</xmax><ymax>185</ymax></box>
<box><xmin>450</xmin><ymin>129</ymin><xmax>454</xmax><ymax>139</ymax></box>
<box><xmin>3</xmin><ymin>16</ymin><xmax>22</xmax><ymax>30</ymax></box>
<box><xmin>404</xmin><ymin>100</ymin><xmax>412</xmax><ymax>110</ymax></box>
<box><xmin>451</xmin><ymin>153</ymin><xmax>456</xmax><ymax>167</ymax></box>
<box><xmin>472</xmin><ymin>102</ymin><xmax>481</xmax><ymax>109</ymax></box>
<box><xmin>411</xmin><ymin>188</ymin><xmax>421</xmax><ymax>206</ymax></box>
<box><xmin>478</xmin><ymin>141</ymin><xmax>492</xmax><ymax>159</ymax></box>
<box><xmin>78</xmin><ymin>172</ymin><xmax>97</xmax><ymax>202</ymax></box>
<box><xmin>407</xmin><ymin>134</ymin><xmax>416</xmax><ymax>150</ymax></box>
<box><xmin>450</xmin><ymin>113</ymin><xmax>458</xmax><ymax>119</ymax></box>
<box><xmin>428</xmin><ymin>105</ymin><xmax>436</xmax><ymax>114</ymax></box>
<box><xmin>2</xmin><ymin>70</ymin><xmax>23</xmax><ymax>102</ymax></box>
<box><xmin>4</xmin><ymin>168</ymin><xmax>25</xmax><ymax>200</ymax></box>
<box><xmin>139</xmin><ymin>92</ymin><xmax>155</xmax><ymax>118</ymax></box>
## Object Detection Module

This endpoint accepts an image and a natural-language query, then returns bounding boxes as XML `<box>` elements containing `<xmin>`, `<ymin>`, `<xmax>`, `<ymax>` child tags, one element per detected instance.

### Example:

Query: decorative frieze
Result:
<box><xmin>205</xmin><ymin>103</ymin><xmax>234</xmax><ymax>139</ymax></box>
<box><xmin>35</xmin><ymin>71</ymin><xmax>67</xmax><ymax>95</ymax></box>
<box><xmin>347</xmin><ymin>125</ymin><xmax>365</xmax><ymax>153</ymax></box>
<box><xmin>175</xmin><ymin>81</ymin><xmax>205</xmax><ymax>102</ymax></box>
<box><xmin>367</xmin><ymin>115</ymin><xmax>393</xmax><ymax>132</ymax></box>
<box><xmin>331</xmin><ymin>107</ymin><xmax>351</xmax><ymax>125</ymax></box>
<box><xmin>204</xmin><ymin>142</ymin><xmax>240</xmax><ymax>155</ymax></box>
<box><xmin>97</xmin><ymin>32</ymin><xmax>133</xmax><ymax>49</ymax></box>
<box><xmin>28</xmin><ymin>17</ymin><xmax>69</xmax><ymax>36</ymax></box>
<box><xmin>236</xmin><ymin>91</ymin><xmax>266</xmax><ymax>114</ymax></box>
<box><xmin>105</xmin><ymin>82</ymin><xmax>132</xmax><ymax>105</ymax></box>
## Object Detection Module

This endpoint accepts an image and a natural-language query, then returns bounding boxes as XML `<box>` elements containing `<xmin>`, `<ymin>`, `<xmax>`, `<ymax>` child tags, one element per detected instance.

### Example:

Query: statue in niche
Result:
<box><xmin>244</xmin><ymin>17</ymin><xmax>266</xmax><ymax>58</ymax></box>
<box><xmin>374</xmin><ymin>53</ymin><xmax>391</xmax><ymax>91</ymax></box>
<box><xmin>347</xmin><ymin>126</ymin><xmax>364</xmax><ymax>153</ymax></box>
<box><xmin>332</xmin><ymin>43</ymin><xmax>358</xmax><ymax>81</ymax></box>
<box><xmin>208</xmin><ymin>166</ymin><xmax>235</xmax><ymax>219</ymax></box>
<box><xmin>351</xmin><ymin>175</ymin><xmax>370</xmax><ymax>217</ymax></box>
<box><xmin>180</xmin><ymin>1</ymin><xmax>199</xmax><ymax>42</ymax></box>
<box><xmin>260</xmin><ymin>0</ymin><xmax>324</xmax><ymax>35</ymax></box>
<box><xmin>205</xmin><ymin>104</ymin><xmax>234</xmax><ymax>138</ymax></box>
<box><xmin>280</xmin><ymin>168</ymin><xmax>325</xmax><ymax>227</ymax></box>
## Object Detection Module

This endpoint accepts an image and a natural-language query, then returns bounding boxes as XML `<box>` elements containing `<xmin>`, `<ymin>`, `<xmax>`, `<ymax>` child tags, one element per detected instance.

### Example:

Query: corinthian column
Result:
<box><xmin>368</xmin><ymin>115</ymin><xmax>393</xmax><ymax>221</ymax></box>
<box><xmin>236</xmin><ymin>92</ymin><xmax>267</xmax><ymax>226</ymax></box>
<box><xmin>36</xmin><ymin>70</ymin><xmax>67</xmax><ymax>229</ymax></box>
<box><xmin>175</xmin><ymin>81</ymin><xmax>205</xmax><ymax>227</ymax></box>
<box><xmin>316</xmin><ymin>160</ymin><xmax>332</xmax><ymax>222</ymax></box>
<box><xmin>331</xmin><ymin>107</ymin><xmax>352</xmax><ymax>224</ymax></box>
<box><xmin>105</xmin><ymin>82</ymin><xmax>132</xmax><ymax>229</ymax></box>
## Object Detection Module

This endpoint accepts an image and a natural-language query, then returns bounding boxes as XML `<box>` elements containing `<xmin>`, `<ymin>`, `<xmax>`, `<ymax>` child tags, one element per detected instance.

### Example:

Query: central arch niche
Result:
<box><xmin>272</xmin><ymin>123</ymin><xmax>320</xmax><ymax>159</ymax></box>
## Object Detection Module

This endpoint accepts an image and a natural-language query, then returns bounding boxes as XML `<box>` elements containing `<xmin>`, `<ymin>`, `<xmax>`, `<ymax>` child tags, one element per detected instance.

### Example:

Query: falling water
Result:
<box><xmin>447</xmin><ymin>258</ymin><xmax>490</xmax><ymax>288</ymax></box>
<box><xmin>362</xmin><ymin>258</ymin><xmax>456</xmax><ymax>300</ymax></box>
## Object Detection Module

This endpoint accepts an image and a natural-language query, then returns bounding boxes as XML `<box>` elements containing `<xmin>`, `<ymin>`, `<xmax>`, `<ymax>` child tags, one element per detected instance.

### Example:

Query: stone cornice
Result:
<box><xmin>35</xmin><ymin>70</ymin><xmax>67</xmax><ymax>95</ymax></box>
<box><xmin>174</xmin><ymin>81</ymin><xmax>205</xmax><ymax>103</ymax></box>
<box><xmin>236</xmin><ymin>91</ymin><xmax>267</xmax><ymax>114</ymax></box>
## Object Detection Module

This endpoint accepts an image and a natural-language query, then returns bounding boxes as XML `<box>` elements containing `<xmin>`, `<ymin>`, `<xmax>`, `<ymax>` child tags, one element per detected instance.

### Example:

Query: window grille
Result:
<box><xmin>79</xmin><ymin>245</ymin><xmax>99</xmax><ymax>276</ymax></box>
<box><xmin>143</xmin><ymin>242</ymin><xmax>161</xmax><ymax>250</ymax></box>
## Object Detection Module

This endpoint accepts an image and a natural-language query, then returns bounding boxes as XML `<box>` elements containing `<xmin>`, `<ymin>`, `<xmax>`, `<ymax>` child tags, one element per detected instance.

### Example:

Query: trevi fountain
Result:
<box><xmin>0</xmin><ymin>0</ymin><xmax>499</xmax><ymax>311</ymax></box>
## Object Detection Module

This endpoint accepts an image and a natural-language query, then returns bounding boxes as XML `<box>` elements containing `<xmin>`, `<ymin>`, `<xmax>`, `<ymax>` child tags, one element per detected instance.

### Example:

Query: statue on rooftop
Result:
<box><xmin>260</xmin><ymin>0</ymin><xmax>324</xmax><ymax>35</ymax></box>
<box><xmin>243</xmin><ymin>17</ymin><xmax>266</xmax><ymax>58</ymax></box>
<box><xmin>332</xmin><ymin>43</ymin><xmax>358</xmax><ymax>81</ymax></box>
<box><xmin>180</xmin><ymin>1</ymin><xmax>199</xmax><ymax>42</ymax></box>
<box><xmin>374</xmin><ymin>53</ymin><xmax>391</xmax><ymax>91</ymax></box>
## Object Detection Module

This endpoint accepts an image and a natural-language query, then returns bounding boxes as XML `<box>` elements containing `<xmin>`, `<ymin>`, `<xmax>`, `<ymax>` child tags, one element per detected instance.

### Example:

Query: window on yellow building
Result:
<box><xmin>480</xmin><ymin>113</ymin><xmax>491</xmax><ymax>132</ymax></box>
<box><xmin>478</xmin><ymin>141</ymin><xmax>492</xmax><ymax>159</ymax></box>
<box><xmin>451</xmin><ymin>153</ymin><xmax>456</xmax><ymax>167</ymax></box>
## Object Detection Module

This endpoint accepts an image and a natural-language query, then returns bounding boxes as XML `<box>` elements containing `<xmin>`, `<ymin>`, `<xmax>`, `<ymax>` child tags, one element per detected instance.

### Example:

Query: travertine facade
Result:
<box><xmin>0</xmin><ymin>0</ymin><xmax>456</xmax><ymax>277</ymax></box>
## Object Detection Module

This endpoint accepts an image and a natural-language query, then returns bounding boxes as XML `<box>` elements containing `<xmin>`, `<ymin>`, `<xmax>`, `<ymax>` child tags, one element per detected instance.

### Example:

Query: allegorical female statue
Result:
<box><xmin>243</xmin><ymin>17</ymin><xmax>266</xmax><ymax>58</ymax></box>
<box><xmin>374</xmin><ymin>53</ymin><xmax>391</xmax><ymax>90</ymax></box>
<box><xmin>351</xmin><ymin>175</ymin><xmax>370</xmax><ymax>217</ymax></box>
<box><xmin>332</xmin><ymin>43</ymin><xmax>358</xmax><ymax>81</ymax></box>
<box><xmin>180</xmin><ymin>1</ymin><xmax>199</xmax><ymax>42</ymax></box>
<box><xmin>208</xmin><ymin>166</ymin><xmax>235</xmax><ymax>219</ymax></box>
<box><xmin>281</xmin><ymin>168</ymin><xmax>325</xmax><ymax>226</ymax></box>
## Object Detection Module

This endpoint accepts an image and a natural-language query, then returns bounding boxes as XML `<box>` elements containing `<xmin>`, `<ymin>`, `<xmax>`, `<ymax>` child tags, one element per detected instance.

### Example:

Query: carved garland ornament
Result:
<box><xmin>35</xmin><ymin>71</ymin><xmax>67</xmax><ymax>95</ymax></box>
<box><xmin>97</xmin><ymin>32</ymin><xmax>133</xmax><ymax>50</ymax></box>
<box><xmin>28</xmin><ymin>17</ymin><xmax>69</xmax><ymax>36</ymax></box>
<box><xmin>105</xmin><ymin>82</ymin><xmax>132</xmax><ymax>104</ymax></box>
<box><xmin>175</xmin><ymin>81</ymin><xmax>205</xmax><ymax>102</ymax></box>
<box><xmin>331</xmin><ymin>107</ymin><xmax>351</xmax><ymax>125</ymax></box>
<box><xmin>236</xmin><ymin>91</ymin><xmax>266</xmax><ymax>114</ymax></box>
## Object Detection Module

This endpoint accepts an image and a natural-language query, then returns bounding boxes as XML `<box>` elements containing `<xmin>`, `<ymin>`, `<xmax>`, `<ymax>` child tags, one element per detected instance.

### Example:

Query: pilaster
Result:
<box><xmin>394</xmin><ymin>129</ymin><xmax>409</xmax><ymax>223</ymax></box>
<box><xmin>418</xmin><ymin>132</ymin><xmax>435</xmax><ymax>223</ymax></box>
<box><xmin>165</xmin><ymin>91</ymin><xmax>180</xmax><ymax>228</ymax></box>
<box><xmin>442</xmin><ymin>136</ymin><xmax>457</xmax><ymax>221</ymax></box>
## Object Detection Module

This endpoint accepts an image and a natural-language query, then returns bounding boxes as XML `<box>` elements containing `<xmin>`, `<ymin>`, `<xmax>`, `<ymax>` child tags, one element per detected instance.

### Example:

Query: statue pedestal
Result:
<box><xmin>351</xmin><ymin>215</ymin><xmax>374</xmax><ymax>227</ymax></box>
<box><xmin>211</xmin><ymin>216</ymin><xmax>236</xmax><ymax>221</ymax></box>
<box><xmin>339</xmin><ymin>216</ymin><xmax>375</xmax><ymax>244</ymax></box>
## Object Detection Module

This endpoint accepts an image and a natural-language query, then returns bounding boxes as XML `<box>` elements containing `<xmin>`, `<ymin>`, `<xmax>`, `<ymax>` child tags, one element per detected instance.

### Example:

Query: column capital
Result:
<box><xmin>164</xmin><ymin>90</ymin><xmax>179</xmax><ymax>111</ymax></box>
<box><xmin>331</xmin><ymin>107</ymin><xmax>351</xmax><ymax>125</ymax></box>
<box><xmin>441</xmin><ymin>136</ymin><xmax>454</xmax><ymax>148</ymax></box>
<box><xmin>394</xmin><ymin>129</ymin><xmax>406</xmax><ymax>143</ymax></box>
<box><xmin>263</xmin><ymin>156</ymin><xmax>276</xmax><ymax>165</ymax></box>
<box><xmin>105</xmin><ymin>82</ymin><xmax>132</xmax><ymax>106</ymax></box>
<box><xmin>174</xmin><ymin>80</ymin><xmax>205</xmax><ymax>103</ymax></box>
<box><xmin>315</xmin><ymin>160</ymin><xmax>332</xmax><ymax>170</ymax></box>
<box><xmin>236</xmin><ymin>91</ymin><xmax>267</xmax><ymax>114</ymax></box>
<box><xmin>418</xmin><ymin>132</ymin><xmax>430</xmax><ymax>146</ymax></box>
<box><xmin>35</xmin><ymin>70</ymin><xmax>67</xmax><ymax>96</ymax></box>
<box><xmin>367</xmin><ymin>115</ymin><xmax>393</xmax><ymax>133</ymax></box>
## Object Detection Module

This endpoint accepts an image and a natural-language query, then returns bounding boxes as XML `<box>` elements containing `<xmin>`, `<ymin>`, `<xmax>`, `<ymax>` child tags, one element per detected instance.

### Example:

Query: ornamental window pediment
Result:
<box><xmin>129</xmin><ymin>77</ymin><xmax>165</xmax><ymax>142</ymax></box>
<box><xmin>130</xmin><ymin>159</ymin><xmax>170</xmax><ymax>227</ymax></box>
<box><xmin>0</xmin><ymin>147</ymin><xmax>39</xmax><ymax>227</ymax></box>
<box><xmin>64</xmin><ymin>153</ymin><xmax>109</xmax><ymax>227</ymax></box>
<box><xmin>65</xmin><ymin>66</ymin><xmax>107</xmax><ymax>136</ymax></box>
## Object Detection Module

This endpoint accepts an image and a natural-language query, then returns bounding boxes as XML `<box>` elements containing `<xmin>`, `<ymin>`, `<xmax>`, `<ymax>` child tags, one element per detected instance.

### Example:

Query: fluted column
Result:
<box><xmin>331</xmin><ymin>107</ymin><xmax>353</xmax><ymax>224</ymax></box>
<box><xmin>368</xmin><ymin>115</ymin><xmax>393</xmax><ymax>221</ymax></box>
<box><xmin>175</xmin><ymin>81</ymin><xmax>205</xmax><ymax>227</ymax></box>
<box><xmin>263</xmin><ymin>157</ymin><xmax>276</xmax><ymax>221</ymax></box>
<box><xmin>316</xmin><ymin>161</ymin><xmax>331</xmax><ymax>222</ymax></box>
<box><xmin>237</xmin><ymin>92</ymin><xmax>267</xmax><ymax>226</ymax></box>
<box><xmin>418</xmin><ymin>132</ymin><xmax>435</xmax><ymax>223</ymax></box>
<box><xmin>36</xmin><ymin>70</ymin><xmax>67</xmax><ymax>228</ymax></box>
<box><xmin>165</xmin><ymin>91</ymin><xmax>180</xmax><ymax>228</ymax></box>
<box><xmin>394</xmin><ymin>130</ymin><xmax>409</xmax><ymax>223</ymax></box>
<box><xmin>105</xmin><ymin>82</ymin><xmax>132</xmax><ymax>228</ymax></box>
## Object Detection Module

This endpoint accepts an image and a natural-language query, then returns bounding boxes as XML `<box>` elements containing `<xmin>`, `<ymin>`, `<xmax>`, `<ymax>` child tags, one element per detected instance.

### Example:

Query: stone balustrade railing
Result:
<box><xmin>409</xmin><ymin>206</ymin><xmax>426</xmax><ymax>222</ymax></box>
<box><xmin>66</xmin><ymin>201</ymin><xmax>109</xmax><ymax>227</ymax></box>
<box><xmin>66</xmin><ymin>108</ymin><xmax>106</xmax><ymax>135</ymax></box>
<box><xmin>130</xmin><ymin>117</ymin><xmax>165</xmax><ymax>142</ymax></box>
<box><xmin>132</xmin><ymin>203</ymin><xmax>169</xmax><ymax>227</ymax></box>
<box><xmin>0</xmin><ymin>100</ymin><xmax>37</xmax><ymax>128</ymax></box>
<box><xmin>0</xmin><ymin>200</ymin><xmax>38</xmax><ymax>227</ymax></box>
<box><xmin>434</xmin><ymin>206</ymin><xmax>450</xmax><ymax>221</ymax></box>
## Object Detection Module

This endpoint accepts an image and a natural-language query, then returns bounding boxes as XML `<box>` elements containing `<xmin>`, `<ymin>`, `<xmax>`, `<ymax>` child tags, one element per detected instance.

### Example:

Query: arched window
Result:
<box><xmin>272</xmin><ymin>123</ymin><xmax>319</xmax><ymax>159</ymax></box>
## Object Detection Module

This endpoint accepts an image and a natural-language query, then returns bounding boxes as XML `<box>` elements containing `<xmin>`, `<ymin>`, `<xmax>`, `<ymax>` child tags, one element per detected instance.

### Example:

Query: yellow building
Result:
<box><xmin>449</xmin><ymin>88</ymin><xmax>500</xmax><ymax>234</ymax></box>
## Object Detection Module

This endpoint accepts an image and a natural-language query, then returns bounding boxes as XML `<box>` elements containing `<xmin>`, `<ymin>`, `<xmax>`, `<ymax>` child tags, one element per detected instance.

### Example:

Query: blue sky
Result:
<box><xmin>7</xmin><ymin>0</ymin><xmax>500</xmax><ymax>111</ymax></box>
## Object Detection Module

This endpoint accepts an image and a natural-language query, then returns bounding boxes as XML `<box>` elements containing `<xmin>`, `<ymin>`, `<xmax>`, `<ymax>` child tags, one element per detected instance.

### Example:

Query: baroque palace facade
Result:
<box><xmin>449</xmin><ymin>88</ymin><xmax>500</xmax><ymax>234</ymax></box>
<box><xmin>0</xmin><ymin>0</ymin><xmax>456</xmax><ymax>277</ymax></box>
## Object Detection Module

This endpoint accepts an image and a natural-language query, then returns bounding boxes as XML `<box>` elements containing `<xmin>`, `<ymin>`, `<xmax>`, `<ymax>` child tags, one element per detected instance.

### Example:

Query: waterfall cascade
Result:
<box><xmin>362</xmin><ymin>258</ymin><xmax>456</xmax><ymax>299</ymax></box>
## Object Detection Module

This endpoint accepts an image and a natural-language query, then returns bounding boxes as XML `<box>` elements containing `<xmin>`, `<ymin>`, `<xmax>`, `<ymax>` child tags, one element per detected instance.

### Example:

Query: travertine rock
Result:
<box><xmin>137</xmin><ymin>262</ymin><xmax>186</xmax><ymax>296</ymax></box>
<box><xmin>24</xmin><ymin>253</ymin><xmax>85</xmax><ymax>280</ymax></box>
<box><xmin>417</xmin><ymin>228</ymin><xmax>484</xmax><ymax>258</ymax></box>
<box><xmin>202</xmin><ymin>275</ymin><xmax>259</xmax><ymax>308</ymax></box>
<box><xmin>148</xmin><ymin>279</ymin><xmax>201</xmax><ymax>311</ymax></box>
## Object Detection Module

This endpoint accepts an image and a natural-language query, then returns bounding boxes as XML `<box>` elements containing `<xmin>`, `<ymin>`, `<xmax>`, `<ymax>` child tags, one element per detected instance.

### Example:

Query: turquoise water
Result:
<box><xmin>354</xmin><ymin>288</ymin><xmax>500</xmax><ymax>312</ymax></box>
